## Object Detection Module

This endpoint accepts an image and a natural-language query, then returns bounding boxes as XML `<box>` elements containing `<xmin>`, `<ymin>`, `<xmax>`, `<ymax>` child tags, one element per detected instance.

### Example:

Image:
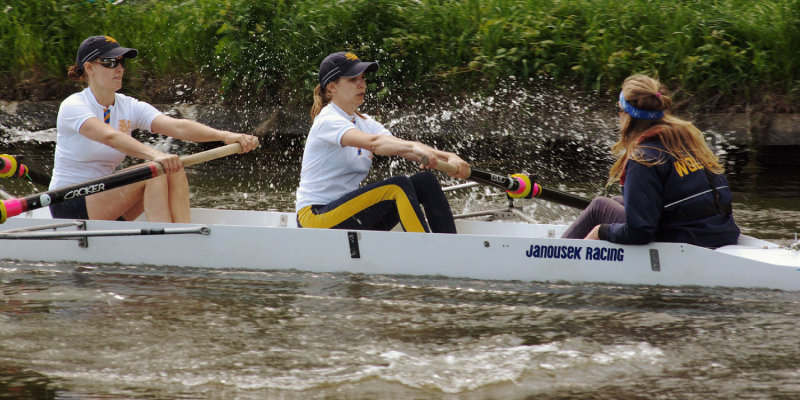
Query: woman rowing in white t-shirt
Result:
<box><xmin>295</xmin><ymin>51</ymin><xmax>470</xmax><ymax>233</ymax></box>
<box><xmin>49</xmin><ymin>35</ymin><xmax>258</xmax><ymax>222</ymax></box>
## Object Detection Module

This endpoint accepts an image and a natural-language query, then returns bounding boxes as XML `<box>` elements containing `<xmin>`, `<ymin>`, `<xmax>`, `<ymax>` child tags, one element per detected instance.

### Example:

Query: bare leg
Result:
<box><xmin>122</xmin><ymin>199</ymin><xmax>145</xmax><ymax>221</ymax></box>
<box><xmin>86</xmin><ymin>170</ymin><xmax>190</xmax><ymax>222</ymax></box>
<box><xmin>167</xmin><ymin>170</ymin><xmax>190</xmax><ymax>223</ymax></box>
<box><xmin>86</xmin><ymin>180</ymin><xmax>148</xmax><ymax>220</ymax></box>
<box><xmin>142</xmin><ymin>175</ymin><xmax>173</xmax><ymax>222</ymax></box>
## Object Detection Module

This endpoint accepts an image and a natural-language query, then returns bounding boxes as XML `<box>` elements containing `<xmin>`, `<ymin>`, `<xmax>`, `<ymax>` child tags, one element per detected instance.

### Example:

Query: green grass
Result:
<box><xmin>2</xmin><ymin>0</ymin><xmax>798</xmax><ymax>109</ymax></box>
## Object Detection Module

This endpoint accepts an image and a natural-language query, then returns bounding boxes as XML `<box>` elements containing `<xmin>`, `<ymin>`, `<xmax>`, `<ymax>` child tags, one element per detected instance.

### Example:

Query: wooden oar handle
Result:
<box><xmin>180</xmin><ymin>143</ymin><xmax>243</xmax><ymax>168</ymax></box>
<box><xmin>420</xmin><ymin>156</ymin><xmax>471</xmax><ymax>176</ymax></box>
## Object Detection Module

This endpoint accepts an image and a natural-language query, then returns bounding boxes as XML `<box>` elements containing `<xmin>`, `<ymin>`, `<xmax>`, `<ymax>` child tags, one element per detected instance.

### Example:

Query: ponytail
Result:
<box><xmin>310</xmin><ymin>84</ymin><xmax>328</xmax><ymax>121</ymax></box>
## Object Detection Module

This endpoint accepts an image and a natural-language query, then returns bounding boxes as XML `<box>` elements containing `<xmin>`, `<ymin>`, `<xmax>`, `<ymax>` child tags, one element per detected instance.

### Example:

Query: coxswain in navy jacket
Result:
<box><xmin>598</xmin><ymin>137</ymin><xmax>740</xmax><ymax>247</ymax></box>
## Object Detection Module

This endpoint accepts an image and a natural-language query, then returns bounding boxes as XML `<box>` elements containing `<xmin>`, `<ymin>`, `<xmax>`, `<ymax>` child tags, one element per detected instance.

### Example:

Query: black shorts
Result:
<box><xmin>48</xmin><ymin>197</ymin><xmax>126</xmax><ymax>221</ymax></box>
<box><xmin>49</xmin><ymin>196</ymin><xmax>89</xmax><ymax>219</ymax></box>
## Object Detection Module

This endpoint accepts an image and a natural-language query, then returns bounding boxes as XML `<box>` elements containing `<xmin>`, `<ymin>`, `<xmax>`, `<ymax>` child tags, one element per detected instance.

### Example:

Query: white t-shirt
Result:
<box><xmin>50</xmin><ymin>87</ymin><xmax>162</xmax><ymax>189</ymax></box>
<box><xmin>295</xmin><ymin>103</ymin><xmax>392</xmax><ymax>211</ymax></box>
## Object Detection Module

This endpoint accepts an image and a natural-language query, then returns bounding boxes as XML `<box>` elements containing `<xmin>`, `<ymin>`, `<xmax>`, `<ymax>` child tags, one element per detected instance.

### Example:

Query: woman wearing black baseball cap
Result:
<box><xmin>49</xmin><ymin>35</ymin><xmax>258</xmax><ymax>222</ymax></box>
<box><xmin>295</xmin><ymin>51</ymin><xmax>470</xmax><ymax>233</ymax></box>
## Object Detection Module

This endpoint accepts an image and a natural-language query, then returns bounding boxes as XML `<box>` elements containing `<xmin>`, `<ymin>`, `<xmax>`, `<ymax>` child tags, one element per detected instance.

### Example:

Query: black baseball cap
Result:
<box><xmin>318</xmin><ymin>52</ymin><xmax>379</xmax><ymax>89</ymax></box>
<box><xmin>76</xmin><ymin>35</ymin><xmax>138</xmax><ymax>71</ymax></box>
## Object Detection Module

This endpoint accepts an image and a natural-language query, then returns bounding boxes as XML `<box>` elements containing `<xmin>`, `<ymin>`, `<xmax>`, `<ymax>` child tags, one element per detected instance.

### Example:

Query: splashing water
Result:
<box><xmin>1</xmin><ymin>78</ymin><xmax>797</xmax><ymax>239</ymax></box>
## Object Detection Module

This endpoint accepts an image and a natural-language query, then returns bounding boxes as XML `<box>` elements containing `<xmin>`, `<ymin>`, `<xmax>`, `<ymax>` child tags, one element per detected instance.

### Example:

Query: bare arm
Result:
<box><xmin>79</xmin><ymin>117</ymin><xmax>183</xmax><ymax>174</ymax></box>
<box><xmin>150</xmin><ymin>115</ymin><xmax>259</xmax><ymax>153</ymax></box>
<box><xmin>340</xmin><ymin>128</ymin><xmax>470</xmax><ymax>179</ymax></box>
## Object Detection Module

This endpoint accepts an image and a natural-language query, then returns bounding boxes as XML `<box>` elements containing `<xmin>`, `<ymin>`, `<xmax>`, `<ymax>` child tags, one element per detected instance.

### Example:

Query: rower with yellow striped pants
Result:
<box><xmin>296</xmin><ymin>51</ymin><xmax>470</xmax><ymax>233</ymax></box>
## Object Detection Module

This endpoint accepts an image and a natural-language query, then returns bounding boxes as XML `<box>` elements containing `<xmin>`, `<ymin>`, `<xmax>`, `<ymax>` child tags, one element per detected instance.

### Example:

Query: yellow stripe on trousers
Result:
<box><xmin>297</xmin><ymin>184</ymin><xmax>426</xmax><ymax>232</ymax></box>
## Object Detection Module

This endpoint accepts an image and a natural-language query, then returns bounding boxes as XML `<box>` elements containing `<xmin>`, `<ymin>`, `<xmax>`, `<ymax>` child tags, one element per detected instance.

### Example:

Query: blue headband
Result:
<box><xmin>619</xmin><ymin>91</ymin><xmax>664</xmax><ymax>120</ymax></box>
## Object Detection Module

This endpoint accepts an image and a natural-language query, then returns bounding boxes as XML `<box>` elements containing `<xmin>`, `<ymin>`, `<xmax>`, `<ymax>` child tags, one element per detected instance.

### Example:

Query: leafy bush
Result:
<box><xmin>1</xmin><ymin>0</ymin><xmax>798</xmax><ymax>108</ymax></box>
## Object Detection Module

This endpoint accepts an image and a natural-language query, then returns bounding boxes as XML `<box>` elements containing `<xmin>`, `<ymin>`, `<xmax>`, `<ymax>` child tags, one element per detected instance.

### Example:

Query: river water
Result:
<box><xmin>2</xmin><ymin>84</ymin><xmax>800</xmax><ymax>398</ymax></box>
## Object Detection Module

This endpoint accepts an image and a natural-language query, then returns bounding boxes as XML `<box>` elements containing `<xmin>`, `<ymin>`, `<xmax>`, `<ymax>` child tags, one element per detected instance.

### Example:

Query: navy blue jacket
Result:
<box><xmin>599</xmin><ymin>140</ymin><xmax>740</xmax><ymax>247</ymax></box>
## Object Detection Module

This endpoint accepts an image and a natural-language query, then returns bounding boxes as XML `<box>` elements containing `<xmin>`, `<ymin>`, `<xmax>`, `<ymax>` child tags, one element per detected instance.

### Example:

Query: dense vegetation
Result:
<box><xmin>2</xmin><ymin>0</ymin><xmax>798</xmax><ymax>112</ymax></box>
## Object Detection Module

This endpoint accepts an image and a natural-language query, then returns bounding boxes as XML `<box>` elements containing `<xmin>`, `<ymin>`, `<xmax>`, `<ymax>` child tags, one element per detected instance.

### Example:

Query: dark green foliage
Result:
<box><xmin>2</xmin><ymin>0</ymin><xmax>798</xmax><ymax>107</ymax></box>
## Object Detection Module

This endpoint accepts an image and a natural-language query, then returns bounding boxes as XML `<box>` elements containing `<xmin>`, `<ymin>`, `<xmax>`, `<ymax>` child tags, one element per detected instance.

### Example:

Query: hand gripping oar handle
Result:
<box><xmin>427</xmin><ymin>158</ymin><xmax>591</xmax><ymax>209</ymax></box>
<box><xmin>0</xmin><ymin>143</ymin><xmax>243</xmax><ymax>223</ymax></box>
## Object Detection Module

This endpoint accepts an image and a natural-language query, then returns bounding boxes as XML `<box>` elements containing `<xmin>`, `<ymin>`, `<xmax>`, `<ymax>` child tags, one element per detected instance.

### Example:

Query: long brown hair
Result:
<box><xmin>608</xmin><ymin>74</ymin><xmax>723</xmax><ymax>185</ymax></box>
<box><xmin>309</xmin><ymin>81</ymin><xmax>366</xmax><ymax>122</ymax></box>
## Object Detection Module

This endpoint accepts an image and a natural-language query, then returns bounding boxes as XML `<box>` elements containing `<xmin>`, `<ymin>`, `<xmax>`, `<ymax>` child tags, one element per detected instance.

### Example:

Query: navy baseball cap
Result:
<box><xmin>76</xmin><ymin>35</ymin><xmax>138</xmax><ymax>71</ymax></box>
<box><xmin>318</xmin><ymin>52</ymin><xmax>379</xmax><ymax>89</ymax></box>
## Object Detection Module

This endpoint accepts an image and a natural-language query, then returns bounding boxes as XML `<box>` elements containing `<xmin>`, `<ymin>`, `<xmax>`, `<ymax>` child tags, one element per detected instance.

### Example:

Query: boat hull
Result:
<box><xmin>2</xmin><ymin>208</ymin><xmax>799</xmax><ymax>291</ymax></box>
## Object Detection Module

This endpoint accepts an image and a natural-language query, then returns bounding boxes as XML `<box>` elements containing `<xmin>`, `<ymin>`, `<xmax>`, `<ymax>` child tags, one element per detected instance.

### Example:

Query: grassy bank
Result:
<box><xmin>2</xmin><ymin>0</ymin><xmax>798</xmax><ymax>111</ymax></box>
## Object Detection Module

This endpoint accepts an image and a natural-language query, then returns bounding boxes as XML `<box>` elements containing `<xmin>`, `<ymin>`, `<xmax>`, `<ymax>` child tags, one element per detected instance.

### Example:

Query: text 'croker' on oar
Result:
<box><xmin>423</xmin><ymin>157</ymin><xmax>591</xmax><ymax>210</ymax></box>
<box><xmin>0</xmin><ymin>143</ymin><xmax>244</xmax><ymax>223</ymax></box>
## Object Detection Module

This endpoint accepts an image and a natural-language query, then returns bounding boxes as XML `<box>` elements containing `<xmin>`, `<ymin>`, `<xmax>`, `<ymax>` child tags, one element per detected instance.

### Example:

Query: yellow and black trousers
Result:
<box><xmin>297</xmin><ymin>172</ymin><xmax>456</xmax><ymax>233</ymax></box>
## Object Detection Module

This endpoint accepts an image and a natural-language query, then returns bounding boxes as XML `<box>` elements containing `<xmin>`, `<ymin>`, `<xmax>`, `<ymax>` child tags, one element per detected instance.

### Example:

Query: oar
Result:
<box><xmin>0</xmin><ymin>154</ymin><xmax>51</xmax><ymax>187</ymax></box>
<box><xmin>0</xmin><ymin>143</ymin><xmax>243</xmax><ymax>223</ymax></box>
<box><xmin>425</xmin><ymin>158</ymin><xmax>591</xmax><ymax>209</ymax></box>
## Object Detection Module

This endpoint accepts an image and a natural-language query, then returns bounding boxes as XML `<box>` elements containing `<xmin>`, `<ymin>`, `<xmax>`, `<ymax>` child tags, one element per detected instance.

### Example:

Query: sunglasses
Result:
<box><xmin>94</xmin><ymin>57</ymin><xmax>126</xmax><ymax>69</ymax></box>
